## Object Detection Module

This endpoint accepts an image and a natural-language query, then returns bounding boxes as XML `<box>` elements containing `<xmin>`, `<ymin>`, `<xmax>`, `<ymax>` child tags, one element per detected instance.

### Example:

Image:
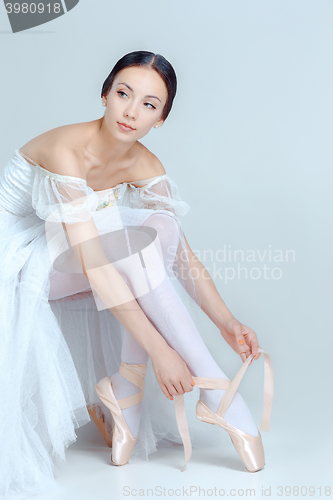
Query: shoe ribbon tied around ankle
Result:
<box><xmin>117</xmin><ymin>363</ymin><xmax>148</xmax><ymax>408</ymax></box>
<box><xmin>174</xmin><ymin>347</ymin><xmax>274</xmax><ymax>472</ymax></box>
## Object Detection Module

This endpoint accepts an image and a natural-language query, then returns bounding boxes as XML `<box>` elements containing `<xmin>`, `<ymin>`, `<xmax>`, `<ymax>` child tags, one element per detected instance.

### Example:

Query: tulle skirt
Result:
<box><xmin>0</xmin><ymin>204</ymin><xmax>203</xmax><ymax>500</ymax></box>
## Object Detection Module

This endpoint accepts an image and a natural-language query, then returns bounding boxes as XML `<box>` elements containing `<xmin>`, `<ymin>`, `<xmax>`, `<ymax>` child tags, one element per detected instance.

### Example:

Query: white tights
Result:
<box><xmin>109</xmin><ymin>213</ymin><xmax>259</xmax><ymax>439</ymax></box>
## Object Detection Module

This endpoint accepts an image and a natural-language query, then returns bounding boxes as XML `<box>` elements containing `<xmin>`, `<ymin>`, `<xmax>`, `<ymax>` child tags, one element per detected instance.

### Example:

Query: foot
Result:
<box><xmin>110</xmin><ymin>371</ymin><xmax>143</xmax><ymax>439</ymax></box>
<box><xmin>95</xmin><ymin>363</ymin><xmax>148</xmax><ymax>466</ymax></box>
<box><xmin>200</xmin><ymin>389</ymin><xmax>259</xmax><ymax>436</ymax></box>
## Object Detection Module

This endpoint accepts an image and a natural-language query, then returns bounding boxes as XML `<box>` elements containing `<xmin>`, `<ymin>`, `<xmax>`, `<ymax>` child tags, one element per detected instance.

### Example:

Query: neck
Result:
<box><xmin>85</xmin><ymin>117</ymin><xmax>136</xmax><ymax>169</ymax></box>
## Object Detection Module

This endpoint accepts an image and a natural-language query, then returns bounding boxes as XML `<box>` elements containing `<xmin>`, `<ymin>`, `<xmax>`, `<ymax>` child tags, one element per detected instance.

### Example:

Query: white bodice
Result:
<box><xmin>0</xmin><ymin>150</ymin><xmax>190</xmax><ymax>223</ymax></box>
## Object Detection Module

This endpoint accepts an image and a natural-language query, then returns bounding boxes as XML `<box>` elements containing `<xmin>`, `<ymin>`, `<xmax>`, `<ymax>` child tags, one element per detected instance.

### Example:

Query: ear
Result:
<box><xmin>154</xmin><ymin>117</ymin><xmax>164</xmax><ymax>128</ymax></box>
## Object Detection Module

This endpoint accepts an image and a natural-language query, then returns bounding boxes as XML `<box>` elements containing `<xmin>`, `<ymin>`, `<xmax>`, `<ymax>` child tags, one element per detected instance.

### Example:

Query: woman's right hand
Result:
<box><xmin>150</xmin><ymin>344</ymin><xmax>195</xmax><ymax>401</ymax></box>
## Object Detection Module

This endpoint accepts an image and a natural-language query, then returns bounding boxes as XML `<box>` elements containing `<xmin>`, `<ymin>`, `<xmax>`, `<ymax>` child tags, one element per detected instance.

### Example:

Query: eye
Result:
<box><xmin>145</xmin><ymin>102</ymin><xmax>156</xmax><ymax>110</ymax></box>
<box><xmin>117</xmin><ymin>91</ymin><xmax>156</xmax><ymax>110</ymax></box>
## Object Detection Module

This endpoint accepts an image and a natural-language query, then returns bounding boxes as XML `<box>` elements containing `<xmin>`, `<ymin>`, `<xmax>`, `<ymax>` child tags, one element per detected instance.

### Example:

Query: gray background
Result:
<box><xmin>0</xmin><ymin>1</ymin><xmax>332</xmax><ymax>498</ymax></box>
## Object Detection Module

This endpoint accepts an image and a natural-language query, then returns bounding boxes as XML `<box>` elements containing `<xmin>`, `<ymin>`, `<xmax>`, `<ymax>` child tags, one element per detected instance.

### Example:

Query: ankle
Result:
<box><xmin>110</xmin><ymin>372</ymin><xmax>141</xmax><ymax>399</ymax></box>
<box><xmin>200</xmin><ymin>389</ymin><xmax>259</xmax><ymax>437</ymax></box>
<box><xmin>111</xmin><ymin>363</ymin><xmax>148</xmax><ymax>440</ymax></box>
<box><xmin>200</xmin><ymin>388</ymin><xmax>226</xmax><ymax>414</ymax></box>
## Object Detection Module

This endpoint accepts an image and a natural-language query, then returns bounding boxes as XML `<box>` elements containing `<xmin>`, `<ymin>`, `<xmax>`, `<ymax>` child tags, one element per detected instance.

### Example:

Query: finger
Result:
<box><xmin>234</xmin><ymin>324</ymin><xmax>247</xmax><ymax>360</ymax></box>
<box><xmin>243</xmin><ymin>330</ymin><xmax>256</xmax><ymax>365</ymax></box>
<box><xmin>244</xmin><ymin>347</ymin><xmax>252</xmax><ymax>360</ymax></box>
<box><xmin>240</xmin><ymin>346</ymin><xmax>252</xmax><ymax>363</ymax></box>
<box><xmin>181</xmin><ymin>380</ymin><xmax>194</xmax><ymax>393</ymax></box>
<box><xmin>249</xmin><ymin>352</ymin><xmax>261</xmax><ymax>365</ymax></box>
<box><xmin>173</xmin><ymin>382</ymin><xmax>186</xmax><ymax>395</ymax></box>
<box><xmin>161</xmin><ymin>383</ymin><xmax>174</xmax><ymax>401</ymax></box>
<box><xmin>246</xmin><ymin>334</ymin><xmax>261</xmax><ymax>360</ymax></box>
<box><xmin>183</xmin><ymin>365</ymin><xmax>195</xmax><ymax>391</ymax></box>
<box><xmin>179</xmin><ymin>381</ymin><xmax>186</xmax><ymax>394</ymax></box>
<box><xmin>166</xmin><ymin>383</ymin><xmax>180</xmax><ymax>397</ymax></box>
<box><xmin>243</xmin><ymin>342</ymin><xmax>252</xmax><ymax>356</ymax></box>
<box><xmin>243</xmin><ymin>329</ymin><xmax>260</xmax><ymax>355</ymax></box>
<box><xmin>249</xmin><ymin>335</ymin><xmax>260</xmax><ymax>358</ymax></box>
<box><xmin>252</xmin><ymin>349</ymin><xmax>261</xmax><ymax>364</ymax></box>
<box><xmin>239</xmin><ymin>350</ymin><xmax>247</xmax><ymax>363</ymax></box>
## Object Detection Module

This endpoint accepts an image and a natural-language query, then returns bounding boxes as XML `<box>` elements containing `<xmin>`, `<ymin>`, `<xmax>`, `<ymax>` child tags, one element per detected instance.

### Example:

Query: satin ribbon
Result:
<box><xmin>174</xmin><ymin>347</ymin><xmax>274</xmax><ymax>472</ymax></box>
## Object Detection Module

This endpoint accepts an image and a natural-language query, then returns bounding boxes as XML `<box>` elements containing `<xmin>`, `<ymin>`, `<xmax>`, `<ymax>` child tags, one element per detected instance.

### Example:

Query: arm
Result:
<box><xmin>182</xmin><ymin>233</ymin><xmax>261</xmax><ymax>363</ymax></box>
<box><xmin>125</xmin><ymin>168</ymin><xmax>261</xmax><ymax>364</ymax></box>
<box><xmin>43</xmin><ymin>148</ymin><xmax>195</xmax><ymax>400</ymax></box>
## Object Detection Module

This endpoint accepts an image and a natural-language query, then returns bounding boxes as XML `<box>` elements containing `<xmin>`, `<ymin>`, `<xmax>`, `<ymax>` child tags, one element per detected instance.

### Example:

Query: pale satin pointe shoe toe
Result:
<box><xmin>196</xmin><ymin>399</ymin><xmax>265</xmax><ymax>472</ymax></box>
<box><xmin>173</xmin><ymin>348</ymin><xmax>274</xmax><ymax>472</ymax></box>
<box><xmin>95</xmin><ymin>362</ymin><xmax>147</xmax><ymax>466</ymax></box>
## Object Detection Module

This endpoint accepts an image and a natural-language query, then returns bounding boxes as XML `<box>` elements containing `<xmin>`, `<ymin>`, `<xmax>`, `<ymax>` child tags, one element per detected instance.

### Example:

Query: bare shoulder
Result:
<box><xmin>42</xmin><ymin>147</ymin><xmax>86</xmax><ymax>180</ymax></box>
<box><xmin>19</xmin><ymin>122</ymin><xmax>88</xmax><ymax>179</ymax></box>
<box><xmin>21</xmin><ymin>143</ymin><xmax>86</xmax><ymax>180</ymax></box>
<box><xmin>150</xmin><ymin>152</ymin><xmax>167</xmax><ymax>176</ymax></box>
<box><xmin>136</xmin><ymin>143</ymin><xmax>166</xmax><ymax>177</ymax></box>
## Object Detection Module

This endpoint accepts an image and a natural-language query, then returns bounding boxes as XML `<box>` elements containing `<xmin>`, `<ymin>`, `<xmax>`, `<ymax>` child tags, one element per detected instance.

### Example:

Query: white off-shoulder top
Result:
<box><xmin>0</xmin><ymin>149</ymin><xmax>190</xmax><ymax>224</ymax></box>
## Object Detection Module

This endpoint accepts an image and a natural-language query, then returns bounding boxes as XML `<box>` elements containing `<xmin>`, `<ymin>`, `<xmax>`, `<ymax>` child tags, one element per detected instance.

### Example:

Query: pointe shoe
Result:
<box><xmin>173</xmin><ymin>347</ymin><xmax>274</xmax><ymax>472</ymax></box>
<box><xmin>196</xmin><ymin>401</ymin><xmax>265</xmax><ymax>472</ymax></box>
<box><xmin>195</xmin><ymin>347</ymin><xmax>273</xmax><ymax>472</ymax></box>
<box><xmin>95</xmin><ymin>362</ymin><xmax>147</xmax><ymax>466</ymax></box>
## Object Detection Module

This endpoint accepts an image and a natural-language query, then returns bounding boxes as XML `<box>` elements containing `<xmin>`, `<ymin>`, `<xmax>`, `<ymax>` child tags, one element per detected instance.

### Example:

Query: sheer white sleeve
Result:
<box><xmin>124</xmin><ymin>175</ymin><xmax>190</xmax><ymax>217</ymax></box>
<box><xmin>31</xmin><ymin>169</ymin><xmax>100</xmax><ymax>224</ymax></box>
<box><xmin>31</xmin><ymin>169</ymin><xmax>136</xmax><ymax>311</ymax></box>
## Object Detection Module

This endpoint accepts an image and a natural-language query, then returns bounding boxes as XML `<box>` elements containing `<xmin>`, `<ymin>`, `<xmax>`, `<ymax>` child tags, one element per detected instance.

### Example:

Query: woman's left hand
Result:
<box><xmin>219</xmin><ymin>317</ymin><xmax>261</xmax><ymax>364</ymax></box>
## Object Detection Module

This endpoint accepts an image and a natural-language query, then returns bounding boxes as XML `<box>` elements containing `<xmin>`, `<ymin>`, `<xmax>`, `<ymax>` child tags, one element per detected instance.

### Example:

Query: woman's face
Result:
<box><xmin>102</xmin><ymin>66</ymin><xmax>168</xmax><ymax>141</ymax></box>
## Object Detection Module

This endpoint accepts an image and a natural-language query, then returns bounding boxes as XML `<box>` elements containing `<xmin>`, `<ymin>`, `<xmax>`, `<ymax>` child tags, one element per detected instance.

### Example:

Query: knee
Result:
<box><xmin>142</xmin><ymin>212</ymin><xmax>180</xmax><ymax>246</ymax></box>
<box><xmin>142</xmin><ymin>213</ymin><xmax>180</xmax><ymax>273</ymax></box>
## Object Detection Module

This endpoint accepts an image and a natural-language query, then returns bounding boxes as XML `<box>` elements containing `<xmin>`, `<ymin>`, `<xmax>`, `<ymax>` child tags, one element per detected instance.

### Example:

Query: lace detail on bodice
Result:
<box><xmin>95</xmin><ymin>186</ymin><xmax>122</xmax><ymax>211</ymax></box>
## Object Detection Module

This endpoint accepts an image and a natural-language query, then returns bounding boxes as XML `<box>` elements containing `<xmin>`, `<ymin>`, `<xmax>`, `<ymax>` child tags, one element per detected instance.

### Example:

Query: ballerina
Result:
<box><xmin>0</xmin><ymin>50</ymin><xmax>273</xmax><ymax>499</ymax></box>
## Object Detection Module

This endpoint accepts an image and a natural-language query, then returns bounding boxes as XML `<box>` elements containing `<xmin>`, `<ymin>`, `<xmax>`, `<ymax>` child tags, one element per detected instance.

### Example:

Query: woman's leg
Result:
<box><xmin>109</xmin><ymin>330</ymin><xmax>149</xmax><ymax>438</ymax></box>
<box><xmin>111</xmin><ymin>213</ymin><xmax>258</xmax><ymax>439</ymax></box>
<box><xmin>49</xmin><ymin>213</ymin><xmax>258</xmax><ymax>438</ymax></box>
<box><xmin>48</xmin><ymin>268</ymin><xmax>91</xmax><ymax>301</ymax></box>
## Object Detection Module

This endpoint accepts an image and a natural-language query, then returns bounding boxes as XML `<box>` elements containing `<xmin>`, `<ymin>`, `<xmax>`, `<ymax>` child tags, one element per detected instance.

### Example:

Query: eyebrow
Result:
<box><xmin>117</xmin><ymin>82</ymin><xmax>161</xmax><ymax>102</ymax></box>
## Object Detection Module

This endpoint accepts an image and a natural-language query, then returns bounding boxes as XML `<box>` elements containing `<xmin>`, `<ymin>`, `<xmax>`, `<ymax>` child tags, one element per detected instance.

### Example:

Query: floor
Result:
<box><xmin>33</xmin><ymin>416</ymin><xmax>332</xmax><ymax>500</ymax></box>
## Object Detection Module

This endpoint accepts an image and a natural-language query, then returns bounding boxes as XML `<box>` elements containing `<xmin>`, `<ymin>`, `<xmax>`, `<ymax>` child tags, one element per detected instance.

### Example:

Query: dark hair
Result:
<box><xmin>101</xmin><ymin>51</ymin><xmax>177</xmax><ymax>122</ymax></box>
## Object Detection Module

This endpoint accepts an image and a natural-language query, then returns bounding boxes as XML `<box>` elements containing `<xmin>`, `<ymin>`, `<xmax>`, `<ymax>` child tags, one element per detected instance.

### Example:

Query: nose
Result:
<box><xmin>124</xmin><ymin>104</ymin><xmax>137</xmax><ymax>121</ymax></box>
